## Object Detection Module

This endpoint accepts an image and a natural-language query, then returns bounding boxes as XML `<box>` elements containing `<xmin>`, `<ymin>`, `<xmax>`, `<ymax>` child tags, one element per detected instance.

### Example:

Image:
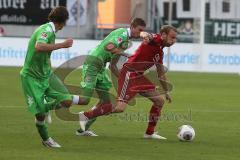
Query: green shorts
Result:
<box><xmin>80</xmin><ymin>64</ymin><xmax>112</xmax><ymax>94</ymax></box>
<box><xmin>20</xmin><ymin>73</ymin><xmax>72</xmax><ymax>115</ymax></box>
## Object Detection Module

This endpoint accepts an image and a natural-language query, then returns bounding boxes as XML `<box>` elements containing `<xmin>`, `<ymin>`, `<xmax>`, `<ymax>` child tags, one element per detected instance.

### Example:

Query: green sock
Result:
<box><xmin>36</xmin><ymin>123</ymin><xmax>49</xmax><ymax>141</ymax></box>
<box><xmin>78</xmin><ymin>118</ymin><xmax>97</xmax><ymax>132</ymax></box>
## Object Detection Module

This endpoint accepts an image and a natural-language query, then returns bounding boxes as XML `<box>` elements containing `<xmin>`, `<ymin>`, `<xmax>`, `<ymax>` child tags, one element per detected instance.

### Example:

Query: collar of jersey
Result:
<box><xmin>49</xmin><ymin>22</ymin><xmax>56</xmax><ymax>34</ymax></box>
<box><xmin>127</xmin><ymin>28</ymin><xmax>131</xmax><ymax>38</ymax></box>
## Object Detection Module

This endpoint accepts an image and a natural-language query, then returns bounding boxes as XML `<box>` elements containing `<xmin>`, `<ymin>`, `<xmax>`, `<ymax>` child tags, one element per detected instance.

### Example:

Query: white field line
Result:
<box><xmin>0</xmin><ymin>105</ymin><xmax>240</xmax><ymax>113</ymax></box>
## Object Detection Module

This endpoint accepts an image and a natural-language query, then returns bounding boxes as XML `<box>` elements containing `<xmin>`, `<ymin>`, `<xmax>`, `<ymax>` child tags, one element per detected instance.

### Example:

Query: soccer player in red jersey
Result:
<box><xmin>79</xmin><ymin>25</ymin><xmax>177</xmax><ymax>139</ymax></box>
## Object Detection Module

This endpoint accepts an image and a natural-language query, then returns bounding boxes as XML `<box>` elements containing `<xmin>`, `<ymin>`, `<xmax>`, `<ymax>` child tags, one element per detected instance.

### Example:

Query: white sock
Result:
<box><xmin>35</xmin><ymin>118</ymin><xmax>45</xmax><ymax>125</ymax></box>
<box><xmin>72</xmin><ymin>95</ymin><xmax>80</xmax><ymax>105</ymax></box>
<box><xmin>45</xmin><ymin>112</ymin><xmax>52</xmax><ymax>124</ymax></box>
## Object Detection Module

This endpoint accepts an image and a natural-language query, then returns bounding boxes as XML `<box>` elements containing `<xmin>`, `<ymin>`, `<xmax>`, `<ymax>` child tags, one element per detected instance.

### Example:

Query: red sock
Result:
<box><xmin>84</xmin><ymin>103</ymin><xmax>113</xmax><ymax>119</ymax></box>
<box><xmin>145</xmin><ymin>105</ymin><xmax>162</xmax><ymax>135</ymax></box>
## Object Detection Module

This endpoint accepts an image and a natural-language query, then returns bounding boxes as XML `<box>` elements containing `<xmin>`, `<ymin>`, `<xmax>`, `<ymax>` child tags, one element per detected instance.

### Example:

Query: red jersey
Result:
<box><xmin>125</xmin><ymin>33</ymin><xmax>164</xmax><ymax>72</ymax></box>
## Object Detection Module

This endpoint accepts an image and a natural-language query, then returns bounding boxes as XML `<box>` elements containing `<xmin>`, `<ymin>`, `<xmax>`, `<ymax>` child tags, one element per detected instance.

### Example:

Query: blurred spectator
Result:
<box><xmin>178</xmin><ymin>20</ymin><xmax>194</xmax><ymax>35</ymax></box>
<box><xmin>0</xmin><ymin>26</ymin><xmax>5</xmax><ymax>36</ymax></box>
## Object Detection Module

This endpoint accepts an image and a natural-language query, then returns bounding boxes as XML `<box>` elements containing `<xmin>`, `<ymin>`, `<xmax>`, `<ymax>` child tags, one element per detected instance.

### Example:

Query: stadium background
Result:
<box><xmin>1</xmin><ymin>0</ymin><xmax>240</xmax><ymax>73</ymax></box>
<box><xmin>0</xmin><ymin>0</ymin><xmax>239</xmax><ymax>160</ymax></box>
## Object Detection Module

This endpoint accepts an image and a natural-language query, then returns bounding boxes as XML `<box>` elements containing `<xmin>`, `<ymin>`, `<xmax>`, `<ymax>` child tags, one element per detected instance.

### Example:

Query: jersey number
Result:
<box><xmin>153</xmin><ymin>53</ymin><xmax>160</xmax><ymax>62</ymax></box>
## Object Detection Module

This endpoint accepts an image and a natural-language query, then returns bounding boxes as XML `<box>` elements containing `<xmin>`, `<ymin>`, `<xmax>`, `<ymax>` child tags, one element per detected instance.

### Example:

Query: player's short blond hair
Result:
<box><xmin>160</xmin><ymin>25</ymin><xmax>177</xmax><ymax>34</ymax></box>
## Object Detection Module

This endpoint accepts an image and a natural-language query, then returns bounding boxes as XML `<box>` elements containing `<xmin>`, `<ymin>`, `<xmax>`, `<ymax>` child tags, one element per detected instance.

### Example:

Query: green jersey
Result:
<box><xmin>21</xmin><ymin>22</ymin><xmax>56</xmax><ymax>79</ymax></box>
<box><xmin>85</xmin><ymin>28</ymin><xmax>130</xmax><ymax>72</ymax></box>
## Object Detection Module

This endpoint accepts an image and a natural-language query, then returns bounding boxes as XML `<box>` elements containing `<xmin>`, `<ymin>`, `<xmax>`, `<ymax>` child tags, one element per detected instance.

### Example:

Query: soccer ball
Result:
<box><xmin>177</xmin><ymin>125</ymin><xmax>195</xmax><ymax>141</ymax></box>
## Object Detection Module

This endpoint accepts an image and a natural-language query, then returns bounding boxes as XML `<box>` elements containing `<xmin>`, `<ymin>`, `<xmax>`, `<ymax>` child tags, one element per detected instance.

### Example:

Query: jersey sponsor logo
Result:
<box><xmin>40</xmin><ymin>32</ymin><xmax>48</xmax><ymax>40</ymax></box>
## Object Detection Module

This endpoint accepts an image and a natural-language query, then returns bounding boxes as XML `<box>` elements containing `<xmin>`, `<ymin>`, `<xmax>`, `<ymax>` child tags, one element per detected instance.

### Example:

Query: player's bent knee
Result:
<box><xmin>113</xmin><ymin>101</ymin><xmax>127</xmax><ymax>113</ymax></box>
<box><xmin>79</xmin><ymin>97</ymin><xmax>91</xmax><ymax>105</ymax></box>
<box><xmin>61</xmin><ymin>100</ymin><xmax>72</xmax><ymax>108</ymax></box>
<box><xmin>153</xmin><ymin>96</ymin><xmax>165</xmax><ymax>106</ymax></box>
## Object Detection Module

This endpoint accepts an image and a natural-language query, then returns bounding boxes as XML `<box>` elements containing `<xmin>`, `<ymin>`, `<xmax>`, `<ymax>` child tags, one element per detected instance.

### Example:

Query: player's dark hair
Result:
<box><xmin>160</xmin><ymin>25</ymin><xmax>177</xmax><ymax>34</ymax></box>
<box><xmin>130</xmin><ymin>18</ymin><xmax>146</xmax><ymax>27</ymax></box>
<box><xmin>48</xmin><ymin>6</ymin><xmax>69</xmax><ymax>24</ymax></box>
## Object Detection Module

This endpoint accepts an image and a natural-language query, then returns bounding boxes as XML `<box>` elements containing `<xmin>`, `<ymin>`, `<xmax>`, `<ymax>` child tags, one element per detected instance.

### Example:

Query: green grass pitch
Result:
<box><xmin>0</xmin><ymin>67</ymin><xmax>239</xmax><ymax>160</ymax></box>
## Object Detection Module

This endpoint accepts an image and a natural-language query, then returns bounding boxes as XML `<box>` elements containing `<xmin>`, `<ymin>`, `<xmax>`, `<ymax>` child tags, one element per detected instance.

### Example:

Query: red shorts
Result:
<box><xmin>118</xmin><ymin>66</ymin><xmax>156</xmax><ymax>103</ymax></box>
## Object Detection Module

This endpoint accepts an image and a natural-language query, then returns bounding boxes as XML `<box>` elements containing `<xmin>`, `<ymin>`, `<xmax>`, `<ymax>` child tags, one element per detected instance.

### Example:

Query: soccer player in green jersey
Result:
<box><xmin>75</xmin><ymin>18</ymin><xmax>148</xmax><ymax>136</ymax></box>
<box><xmin>20</xmin><ymin>6</ymin><xmax>82</xmax><ymax>148</ymax></box>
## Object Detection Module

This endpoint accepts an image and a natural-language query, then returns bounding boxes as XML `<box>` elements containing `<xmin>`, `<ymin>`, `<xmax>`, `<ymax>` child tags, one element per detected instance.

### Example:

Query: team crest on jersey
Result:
<box><xmin>117</xmin><ymin>37</ymin><xmax>123</xmax><ymax>44</ymax></box>
<box><xmin>41</xmin><ymin>32</ymin><xmax>48</xmax><ymax>40</ymax></box>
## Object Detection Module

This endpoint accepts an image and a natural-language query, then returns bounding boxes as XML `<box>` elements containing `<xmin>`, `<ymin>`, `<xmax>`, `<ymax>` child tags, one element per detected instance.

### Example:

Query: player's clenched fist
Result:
<box><xmin>140</xmin><ymin>31</ymin><xmax>152</xmax><ymax>44</ymax></box>
<box><xmin>62</xmin><ymin>38</ymin><xmax>73</xmax><ymax>48</ymax></box>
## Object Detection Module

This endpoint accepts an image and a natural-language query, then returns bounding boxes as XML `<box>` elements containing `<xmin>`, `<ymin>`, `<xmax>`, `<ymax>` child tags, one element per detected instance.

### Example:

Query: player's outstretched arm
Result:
<box><xmin>35</xmin><ymin>38</ymin><xmax>73</xmax><ymax>52</ymax></box>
